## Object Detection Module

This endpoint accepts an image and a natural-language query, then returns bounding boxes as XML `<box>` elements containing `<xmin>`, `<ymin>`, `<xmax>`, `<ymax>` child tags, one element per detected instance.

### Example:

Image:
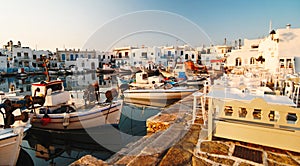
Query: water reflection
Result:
<box><xmin>21</xmin><ymin>128</ymin><xmax>114</xmax><ymax>166</ymax></box>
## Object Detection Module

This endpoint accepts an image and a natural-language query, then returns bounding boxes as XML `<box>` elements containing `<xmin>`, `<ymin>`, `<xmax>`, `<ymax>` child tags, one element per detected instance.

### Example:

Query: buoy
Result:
<box><xmin>41</xmin><ymin>114</ymin><xmax>51</xmax><ymax>126</ymax></box>
<box><xmin>63</xmin><ymin>112</ymin><xmax>70</xmax><ymax>128</ymax></box>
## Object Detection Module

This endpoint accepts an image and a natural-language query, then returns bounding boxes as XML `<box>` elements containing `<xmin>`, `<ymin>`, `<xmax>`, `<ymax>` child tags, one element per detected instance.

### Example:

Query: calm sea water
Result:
<box><xmin>0</xmin><ymin>73</ymin><xmax>161</xmax><ymax>166</ymax></box>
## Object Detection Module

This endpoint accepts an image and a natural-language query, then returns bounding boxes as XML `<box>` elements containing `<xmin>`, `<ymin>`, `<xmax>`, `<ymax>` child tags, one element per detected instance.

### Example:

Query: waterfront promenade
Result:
<box><xmin>71</xmin><ymin>72</ymin><xmax>300</xmax><ymax>166</ymax></box>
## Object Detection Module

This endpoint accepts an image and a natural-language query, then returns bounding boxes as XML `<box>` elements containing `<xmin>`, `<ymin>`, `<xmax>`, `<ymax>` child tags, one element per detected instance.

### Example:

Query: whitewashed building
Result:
<box><xmin>113</xmin><ymin>46</ymin><xmax>136</xmax><ymax>68</ymax></box>
<box><xmin>56</xmin><ymin>48</ymin><xmax>98</xmax><ymax>71</ymax></box>
<box><xmin>160</xmin><ymin>45</ymin><xmax>199</xmax><ymax>69</ymax></box>
<box><xmin>131</xmin><ymin>46</ymin><xmax>160</xmax><ymax>69</ymax></box>
<box><xmin>226</xmin><ymin>39</ymin><xmax>260</xmax><ymax>67</ymax></box>
<box><xmin>258</xmin><ymin>24</ymin><xmax>300</xmax><ymax>74</ymax></box>
<box><xmin>199</xmin><ymin>45</ymin><xmax>232</xmax><ymax>69</ymax></box>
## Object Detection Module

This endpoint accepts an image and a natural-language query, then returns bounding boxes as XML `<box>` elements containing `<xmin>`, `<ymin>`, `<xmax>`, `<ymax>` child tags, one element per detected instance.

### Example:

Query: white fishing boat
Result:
<box><xmin>121</xmin><ymin>71</ymin><xmax>197</xmax><ymax>107</ymax></box>
<box><xmin>29</xmin><ymin>79</ymin><xmax>122</xmax><ymax>130</ymax></box>
<box><xmin>123</xmin><ymin>87</ymin><xmax>197</xmax><ymax>107</ymax></box>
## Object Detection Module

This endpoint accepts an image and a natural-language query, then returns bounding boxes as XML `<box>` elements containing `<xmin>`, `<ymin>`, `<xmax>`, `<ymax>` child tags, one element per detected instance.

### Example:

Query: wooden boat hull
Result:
<box><xmin>123</xmin><ymin>88</ymin><xmax>197</xmax><ymax>107</ymax></box>
<box><xmin>31</xmin><ymin>102</ymin><xmax>121</xmax><ymax>130</ymax></box>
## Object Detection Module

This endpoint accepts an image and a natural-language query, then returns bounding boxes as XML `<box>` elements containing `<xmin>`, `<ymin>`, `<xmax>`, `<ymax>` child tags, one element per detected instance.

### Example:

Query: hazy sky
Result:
<box><xmin>0</xmin><ymin>0</ymin><xmax>299</xmax><ymax>51</ymax></box>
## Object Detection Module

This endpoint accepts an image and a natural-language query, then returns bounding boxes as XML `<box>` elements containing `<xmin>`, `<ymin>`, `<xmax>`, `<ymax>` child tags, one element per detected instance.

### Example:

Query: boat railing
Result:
<box><xmin>208</xmin><ymin>97</ymin><xmax>300</xmax><ymax>152</ymax></box>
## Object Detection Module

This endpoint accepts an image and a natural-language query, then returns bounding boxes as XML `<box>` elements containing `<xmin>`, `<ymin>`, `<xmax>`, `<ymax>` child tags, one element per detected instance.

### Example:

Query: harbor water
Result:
<box><xmin>0</xmin><ymin>73</ymin><xmax>161</xmax><ymax>166</ymax></box>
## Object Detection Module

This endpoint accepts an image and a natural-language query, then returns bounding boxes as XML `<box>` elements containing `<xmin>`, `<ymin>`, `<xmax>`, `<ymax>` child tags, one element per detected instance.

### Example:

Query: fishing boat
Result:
<box><xmin>96</xmin><ymin>64</ymin><xmax>115</xmax><ymax>74</ymax></box>
<box><xmin>123</xmin><ymin>87</ymin><xmax>197</xmax><ymax>107</ymax></box>
<box><xmin>122</xmin><ymin>71</ymin><xmax>197</xmax><ymax>107</ymax></box>
<box><xmin>0</xmin><ymin>98</ymin><xmax>32</xmax><ymax>166</ymax></box>
<box><xmin>29</xmin><ymin>79</ymin><xmax>122</xmax><ymax>130</ymax></box>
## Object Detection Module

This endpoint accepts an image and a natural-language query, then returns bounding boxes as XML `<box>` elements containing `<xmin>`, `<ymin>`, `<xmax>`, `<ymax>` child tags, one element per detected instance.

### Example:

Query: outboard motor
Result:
<box><xmin>0</xmin><ymin>99</ymin><xmax>29</xmax><ymax>128</ymax></box>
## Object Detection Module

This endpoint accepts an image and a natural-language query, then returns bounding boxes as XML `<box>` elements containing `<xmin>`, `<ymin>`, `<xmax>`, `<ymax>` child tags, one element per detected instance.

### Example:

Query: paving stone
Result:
<box><xmin>115</xmin><ymin>156</ymin><xmax>136</xmax><ymax>165</ymax></box>
<box><xmin>127</xmin><ymin>155</ymin><xmax>159</xmax><ymax>166</ymax></box>
<box><xmin>199</xmin><ymin>153</ymin><xmax>235</xmax><ymax>165</ymax></box>
<box><xmin>70</xmin><ymin>155</ymin><xmax>108</xmax><ymax>166</ymax></box>
<box><xmin>267</xmin><ymin>159</ymin><xmax>287</xmax><ymax>166</ymax></box>
<box><xmin>192</xmin><ymin>156</ymin><xmax>212</xmax><ymax>166</ymax></box>
<box><xmin>267</xmin><ymin>152</ymin><xmax>299</xmax><ymax>165</ymax></box>
<box><xmin>159</xmin><ymin>146</ymin><xmax>193</xmax><ymax>166</ymax></box>
<box><xmin>200</xmin><ymin>141</ymin><xmax>230</xmax><ymax>155</ymax></box>
<box><xmin>238</xmin><ymin>162</ymin><xmax>255</xmax><ymax>166</ymax></box>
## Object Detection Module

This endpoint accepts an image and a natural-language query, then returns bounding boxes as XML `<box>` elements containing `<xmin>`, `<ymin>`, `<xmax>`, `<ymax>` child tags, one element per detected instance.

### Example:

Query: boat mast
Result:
<box><xmin>42</xmin><ymin>55</ymin><xmax>50</xmax><ymax>82</ymax></box>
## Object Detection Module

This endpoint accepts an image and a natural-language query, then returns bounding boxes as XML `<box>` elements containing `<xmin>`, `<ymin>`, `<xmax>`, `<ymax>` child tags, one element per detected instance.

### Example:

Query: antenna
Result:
<box><xmin>269</xmin><ymin>20</ymin><xmax>272</xmax><ymax>33</ymax></box>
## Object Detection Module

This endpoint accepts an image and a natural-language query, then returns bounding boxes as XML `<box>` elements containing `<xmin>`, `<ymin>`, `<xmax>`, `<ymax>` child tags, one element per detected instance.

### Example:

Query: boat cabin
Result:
<box><xmin>31</xmin><ymin>80</ymin><xmax>70</xmax><ymax>106</ymax></box>
<box><xmin>135</xmin><ymin>72</ymin><xmax>163</xmax><ymax>84</ymax></box>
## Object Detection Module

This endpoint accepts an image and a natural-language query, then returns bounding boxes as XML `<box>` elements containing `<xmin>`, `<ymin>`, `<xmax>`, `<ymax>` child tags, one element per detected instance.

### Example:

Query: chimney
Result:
<box><xmin>286</xmin><ymin>24</ymin><xmax>291</xmax><ymax>29</ymax></box>
<box><xmin>224</xmin><ymin>38</ymin><xmax>227</xmax><ymax>45</ymax></box>
<box><xmin>238</xmin><ymin>39</ymin><xmax>242</xmax><ymax>49</ymax></box>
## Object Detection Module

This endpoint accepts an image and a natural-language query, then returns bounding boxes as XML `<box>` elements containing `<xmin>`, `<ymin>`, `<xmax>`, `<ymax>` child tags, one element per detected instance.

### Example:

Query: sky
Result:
<box><xmin>0</xmin><ymin>0</ymin><xmax>299</xmax><ymax>51</ymax></box>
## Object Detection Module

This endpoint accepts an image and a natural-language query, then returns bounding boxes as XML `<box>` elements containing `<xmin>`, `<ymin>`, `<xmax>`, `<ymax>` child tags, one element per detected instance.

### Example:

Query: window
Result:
<box><xmin>287</xmin><ymin>59</ymin><xmax>292</xmax><ymax>68</ymax></box>
<box><xmin>70</xmin><ymin>54</ymin><xmax>74</xmax><ymax>61</ymax></box>
<box><xmin>75</xmin><ymin>54</ymin><xmax>79</xmax><ymax>59</ymax></box>
<box><xmin>91</xmin><ymin>62</ymin><xmax>95</xmax><ymax>70</ymax></box>
<box><xmin>61</xmin><ymin>54</ymin><xmax>66</xmax><ymax>61</ymax></box>
<box><xmin>185</xmin><ymin>54</ymin><xmax>189</xmax><ymax>59</ymax></box>
<box><xmin>82</xmin><ymin>62</ymin><xmax>85</xmax><ymax>67</ymax></box>
<box><xmin>250</xmin><ymin>57</ymin><xmax>256</xmax><ymax>64</ymax></box>
<box><xmin>24</xmin><ymin>52</ymin><xmax>29</xmax><ymax>59</ymax></box>
<box><xmin>192</xmin><ymin>54</ymin><xmax>194</xmax><ymax>59</ymax></box>
<box><xmin>119</xmin><ymin>52</ymin><xmax>122</xmax><ymax>58</ymax></box>
<box><xmin>88</xmin><ymin>54</ymin><xmax>91</xmax><ymax>59</ymax></box>
<box><xmin>280</xmin><ymin>59</ymin><xmax>285</xmax><ymax>68</ymax></box>
<box><xmin>133</xmin><ymin>53</ymin><xmax>135</xmax><ymax>57</ymax></box>
<box><xmin>17</xmin><ymin>52</ymin><xmax>21</xmax><ymax>57</ymax></box>
<box><xmin>168</xmin><ymin>51</ymin><xmax>171</xmax><ymax>56</ymax></box>
<box><xmin>125</xmin><ymin>52</ymin><xmax>129</xmax><ymax>58</ymax></box>
<box><xmin>141</xmin><ymin>52</ymin><xmax>147</xmax><ymax>59</ymax></box>
<box><xmin>180</xmin><ymin>51</ymin><xmax>183</xmax><ymax>55</ymax></box>
<box><xmin>103</xmin><ymin>55</ymin><xmax>105</xmax><ymax>59</ymax></box>
<box><xmin>111</xmin><ymin>55</ymin><xmax>113</xmax><ymax>59</ymax></box>
<box><xmin>235</xmin><ymin>57</ymin><xmax>242</xmax><ymax>66</ymax></box>
<box><xmin>33</xmin><ymin>54</ymin><xmax>36</xmax><ymax>59</ymax></box>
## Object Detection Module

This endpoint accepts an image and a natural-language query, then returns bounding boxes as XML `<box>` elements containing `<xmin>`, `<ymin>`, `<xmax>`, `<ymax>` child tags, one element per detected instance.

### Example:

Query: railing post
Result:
<box><xmin>208</xmin><ymin>97</ymin><xmax>213</xmax><ymax>140</ymax></box>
